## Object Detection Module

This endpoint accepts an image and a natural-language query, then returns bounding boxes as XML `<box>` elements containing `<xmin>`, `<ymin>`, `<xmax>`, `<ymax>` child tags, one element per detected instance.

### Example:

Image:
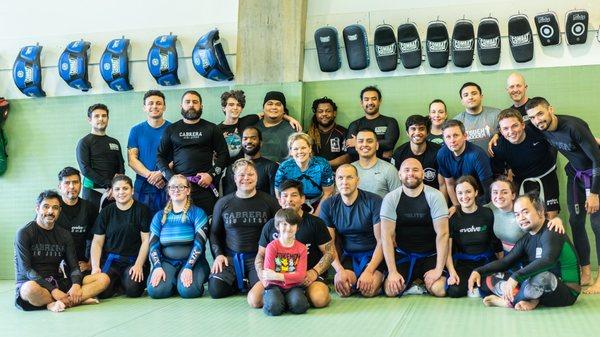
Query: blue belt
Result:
<box><xmin>453</xmin><ymin>251</ymin><xmax>494</xmax><ymax>263</ymax></box>
<box><xmin>162</xmin><ymin>257</ymin><xmax>186</xmax><ymax>269</ymax></box>
<box><xmin>395</xmin><ymin>247</ymin><xmax>436</xmax><ymax>292</ymax></box>
<box><xmin>102</xmin><ymin>253</ymin><xmax>137</xmax><ymax>273</ymax></box>
<box><xmin>344</xmin><ymin>250</ymin><xmax>374</xmax><ymax>276</ymax></box>
<box><xmin>227</xmin><ymin>249</ymin><xmax>256</xmax><ymax>292</ymax></box>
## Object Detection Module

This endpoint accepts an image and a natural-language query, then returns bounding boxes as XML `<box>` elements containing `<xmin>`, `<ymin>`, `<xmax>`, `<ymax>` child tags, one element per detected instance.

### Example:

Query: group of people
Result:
<box><xmin>14</xmin><ymin>72</ymin><xmax>600</xmax><ymax>315</ymax></box>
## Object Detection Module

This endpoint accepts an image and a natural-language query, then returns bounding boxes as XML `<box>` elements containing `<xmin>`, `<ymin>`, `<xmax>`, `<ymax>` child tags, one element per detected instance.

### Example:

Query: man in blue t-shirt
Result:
<box><xmin>320</xmin><ymin>164</ymin><xmax>384</xmax><ymax>297</ymax></box>
<box><xmin>437</xmin><ymin>119</ymin><xmax>493</xmax><ymax>211</ymax></box>
<box><xmin>127</xmin><ymin>90</ymin><xmax>171</xmax><ymax>215</ymax></box>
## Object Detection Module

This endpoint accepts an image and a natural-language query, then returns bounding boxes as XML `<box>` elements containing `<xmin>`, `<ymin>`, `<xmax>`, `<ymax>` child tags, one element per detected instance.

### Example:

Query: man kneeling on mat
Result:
<box><xmin>468</xmin><ymin>194</ymin><xmax>581</xmax><ymax>310</ymax></box>
<box><xmin>15</xmin><ymin>191</ymin><xmax>109</xmax><ymax>312</ymax></box>
<box><xmin>262</xmin><ymin>208</ymin><xmax>309</xmax><ymax>316</ymax></box>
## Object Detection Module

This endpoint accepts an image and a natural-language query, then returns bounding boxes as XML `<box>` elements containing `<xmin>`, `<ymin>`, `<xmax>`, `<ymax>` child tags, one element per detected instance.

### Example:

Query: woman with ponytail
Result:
<box><xmin>147</xmin><ymin>174</ymin><xmax>210</xmax><ymax>298</ymax></box>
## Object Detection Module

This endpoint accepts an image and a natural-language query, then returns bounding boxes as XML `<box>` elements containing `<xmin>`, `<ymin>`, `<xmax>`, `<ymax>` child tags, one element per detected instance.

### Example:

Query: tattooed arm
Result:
<box><xmin>304</xmin><ymin>240</ymin><xmax>335</xmax><ymax>286</ymax></box>
<box><xmin>254</xmin><ymin>246</ymin><xmax>267</xmax><ymax>282</ymax></box>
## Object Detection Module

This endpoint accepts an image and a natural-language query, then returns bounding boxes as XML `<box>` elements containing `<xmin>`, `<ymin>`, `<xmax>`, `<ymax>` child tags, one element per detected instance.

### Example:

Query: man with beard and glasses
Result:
<box><xmin>55</xmin><ymin>167</ymin><xmax>99</xmax><ymax>275</ymax></box>
<box><xmin>157</xmin><ymin>90</ymin><xmax>229</xmax><ymax>215</ymax></box>
<box><xmin>222</xmin><ymin>126</ymin><xmax>278</xmax><ymax>196</ymax></box>
<box><xmin>346</xmin><ymin>86</ymin><xmax>400</xmax><ymax>162</ymax></box>
<box><xmin>391</xmin><ymin>115</ymin><xmax>445</xmax><ymax>196</ymax></box>
<box><xmin>306</xmin><ymin>97</ymin><xmax>349</xmax><ymax>170</ymax></box>
<box><xmin>526</xmin><ymin>97</ymin><xmax>600</xmax><ymax>292</ymax></box>
<box><xmin>381</xmin><ymin>158</ymin><xmax>449</xmax><ymax>298</ymax></box>
<box><xmin>127</xmin><ymin>90</ymin><xmax>171</xmax><ymax>214</ymax></box>
<box><xmin>76</xmin><ymin>103</ymin><xmax>125</xmax><ymax>210</ymax></box>
<box><xmin>14</xmin><ymin>190</ymin><xmax>109</xmax><ymax>312</ymax></box>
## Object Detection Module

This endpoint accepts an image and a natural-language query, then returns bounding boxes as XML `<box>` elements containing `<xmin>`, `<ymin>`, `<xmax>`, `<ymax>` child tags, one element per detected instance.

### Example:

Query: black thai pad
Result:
<box><xmin>314</xmin><ymin>27</ymin><xmax>341</xmax><ymax>72</ymax></box>
<box><xmin>426</xmin><ymin>21</ymin><xmax>449</xmax><ymax>68</ymax></box>
<box><xmin>397</xmin><ymin>23</ymin><xmax>422</xmax><ymax>69</ymax></box>
<box><xmin>477</xmin><ymin>17</ymin><xmax>501</xmax><ymax>65</ymax></box>
<box><xmin>508</xmin><ymin>14</ymin><xmax>534</xmax><ymax>63</ymax></box>
<box><xmin>565</xmin><ymin>10</ymin><xmax>588</xmax><ymax>45</ymax></box>
<box><xmin>373</xmin><ymin>24</ymin><xmax>398</xmax><ymax>71</ymax></box>
<box><xmin>535</xmin><ymin>11</ymin><xmax>561</xmax><ymax>46</ymax></box>
<box><xmin>452</xmin><ymin>19</ymin><xmax>475</xmax><ymax>67</ymax></box>
<box><xmin>343</xmin><ymin>24</ymin><xmax>369</xmax><ymax>70</ymax></box>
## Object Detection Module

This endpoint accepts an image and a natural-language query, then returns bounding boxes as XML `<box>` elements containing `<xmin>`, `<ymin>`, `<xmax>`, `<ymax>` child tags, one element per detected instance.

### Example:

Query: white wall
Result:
<box><xmin>304</xmin><ymin>0</ymin><xmax>600</xmax><ymax>81</ymax></box>
<box><xmin>0</xmin><ymin>0</ymin><xmax>239</xmax><ymax>98</ymax></box>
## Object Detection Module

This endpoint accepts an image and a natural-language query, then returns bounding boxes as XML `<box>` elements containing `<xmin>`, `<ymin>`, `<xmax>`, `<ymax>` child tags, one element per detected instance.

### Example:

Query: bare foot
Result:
<box><xmin>82</xmin><ymin>297</ymin><xmax>100</xmax><ymax>305</ymax></box>
<box><xmin>514</xmin><ymin>300</ymin><xmax>539</xmax><ymax>311</ymax></box>
<box><xmin>483</xmin><ymin>295</ymin><xmax>510</xmax><ymax>308</ymax></box>
<box><xmin>47</xmin><ymin>300</ymin><xmax>66</xmax><ymax>312</ymax></box>
<box><xmin>580</xmin><ymin>266</ymin><xmax>592</xmax><ymax>286</ymax></box>
<box><xmin>583</xmin><ymin>282</ymin><xmax>600</xmax><ymax>294</ymax></box>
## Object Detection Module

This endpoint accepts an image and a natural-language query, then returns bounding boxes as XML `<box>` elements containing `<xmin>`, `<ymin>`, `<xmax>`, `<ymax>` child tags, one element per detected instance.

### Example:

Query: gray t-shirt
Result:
<box><xmin>381</xmin><ymin>185</ymin><xmax>448</xmax><ymax>223</ymax></box>
<box><xmin>454</xmin><ymin>106</ymin><xmax>500</xmax><ymax>152</ymax></box>
<box><xmin>352</xmin><ymin>159</ymin><xmax>402</xmax><ymax>198</ymax></box>
<box><xmin>255</xmin><ymin>120</ymin><xmax>295</xmax><ymax>163</ymax></box>
<box><xmin>485</xmin><ymin>202</ymin><xmax>524</xmax><ymax>251</ymax></box>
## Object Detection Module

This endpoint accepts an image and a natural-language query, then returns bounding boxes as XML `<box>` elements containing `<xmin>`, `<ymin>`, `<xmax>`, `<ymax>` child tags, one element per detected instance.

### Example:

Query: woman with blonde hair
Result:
<box><xmin>147</xmin><ymin>174</ymin><xmax>210</xmax><ymax>298</ymax></box>
<box><xmin>275</xmin><ymin>132</ymin><xmax>334</xmax><ymax>215</ymax></box>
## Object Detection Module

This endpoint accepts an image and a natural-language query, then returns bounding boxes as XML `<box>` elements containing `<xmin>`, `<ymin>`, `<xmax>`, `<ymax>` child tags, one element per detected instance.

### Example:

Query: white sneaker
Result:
<box><xmin>467</xmin><ymin>288</ymin><xmax>481</xmax><ymax>298</ymax></box>
<box><xmin>404</xmin><ymin>284</ymin><xmax>428</xmax><ymax>295</ymax></box>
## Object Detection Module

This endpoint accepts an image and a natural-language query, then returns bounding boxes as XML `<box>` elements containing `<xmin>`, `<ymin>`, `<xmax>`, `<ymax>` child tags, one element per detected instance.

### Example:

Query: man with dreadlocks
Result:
<box><xmin>147</xmin><ymin>174</ymin><xmax>210</xmax><ymax>299</ymax></box>
<box><xmin>307</xmin><ymin>97</ymin><xmax>350</xmax><ymax>171</ymax></box>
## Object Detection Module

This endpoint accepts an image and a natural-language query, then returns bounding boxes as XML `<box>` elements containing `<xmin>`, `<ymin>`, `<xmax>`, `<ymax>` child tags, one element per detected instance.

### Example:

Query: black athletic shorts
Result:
<box><xmin>396</xmin><ymin>254</ymin><xmax>437</xmax><ymax>286</ymax></box>
<box><xmin>15</xmin><ymin>278</ymin><xmax>72</xmax><ymax>311</ymax></box>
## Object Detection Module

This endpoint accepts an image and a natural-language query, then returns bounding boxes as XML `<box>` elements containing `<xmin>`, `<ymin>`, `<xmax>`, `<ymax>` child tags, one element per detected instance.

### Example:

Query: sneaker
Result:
<box><xmin>404</xmin><ymin>284</ymin><xmax>428</xmax><ymax>295</ymax></box>
<box><xmin>467</xmin><ymin>288</ymin><xmax>481</xmax><ymax>298</ymax></box>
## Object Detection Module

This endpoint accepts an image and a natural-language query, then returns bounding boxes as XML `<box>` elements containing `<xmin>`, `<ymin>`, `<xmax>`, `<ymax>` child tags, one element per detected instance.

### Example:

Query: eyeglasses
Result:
<box><xmin>168</xmin><ymin>185</ymin><xmax>189</xmax><ymax>192</ymax></box>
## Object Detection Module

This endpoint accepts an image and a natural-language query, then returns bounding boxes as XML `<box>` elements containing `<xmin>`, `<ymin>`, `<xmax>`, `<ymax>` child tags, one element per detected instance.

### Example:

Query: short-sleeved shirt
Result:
<box><xmin>92</xmin><ymin>201</ymin><xmax>151</xmax><ymax>257</ymax></box>
<box><xmin>219</xmin><ymin>115</ymin><xmax>260</xmax><ymax>161</ymax></box>
<box><xmin>391</xmin><ymin>141</ymin><xmax>441</xmax><ymax>189</ymax></box>
<box><xmin>312</xmin><ymin>124</ymin><xmax>348</xmax><ymax>161</ymax></box>
<box><xmin>380</xmin><ymin>186</ymin><xmax>448</xmax><ymax>253</ymax></box>
<box><xmin>485</xmin><ymin>203</ymin><xmax>525</xmax><ymax>250</ymax></box>
<box><xmin>222</xmin><ymin>156</ymin><xmax>279</xmax><ymax>196</ymax></box>
<box><xmin>127</xmin><ymin>120</ymin><xmax>172</xmax><ymax>193</ymax></box>
<box><xmin>454</xmin><ymin>106</ymin><xmax>500</xmax><ymax>152</ymax></box>
<box><xmin>426</xmin><ymin>133</ymin><xmax>444</xmax><ymax>145</ymax></box>
<box><xmin>319</xmin><ymin>189</ymin><xmax>382</xmax><ymax>253</ymax></box>
<box><xmin>255</xmin><ymin>120</ymin><xmax>296</xmax><ymax>163</ymax></box>
<box><xmin>437</xmin><ymin>141</ymin><xmax>493</xmax><ymax>187</ymax></box>
<box><xmin>275</xmin><ymin>156</ymin><xmax>334</xmax><ymax>199</ymax></box>
<box><xmin>347</xmin><ymin>114</ymin><xmax>400</xmax><ymax>160</ymax></box>
<box><xmin>55</xmin><ymin>198</ymin><xmax>99</xmax><ymax>261</ymax></box>
<box><xmin>449</xmin><ymin>206</ymin><xmax>502</xmax><ymax>255</ymax></box>
<box><xmin>259</xmin><ymin>212</ymin><xmax>331</xmax><ymax>270</ymax></box>
<box><xmin>352</xmin><ymin>159</ymin><xmax>402</xmax><ymax>198</ymax></box>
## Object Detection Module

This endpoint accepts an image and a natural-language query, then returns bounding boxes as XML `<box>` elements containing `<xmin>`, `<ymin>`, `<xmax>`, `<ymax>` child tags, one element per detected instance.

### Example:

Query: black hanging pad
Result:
<box><xmin>477</xmin><ymin>17</ymin><xmax>501</xmax><ymax>65</ymax></box>
<box><xmin>314</xmin><ymin>27</ymin><xmax>341</xmax><ymax>72</ymax></box>
<box><xmin>373</xmin><ymin>24</ymin><xmax>398</xmax><ymax>72</ymax></box>
<box><xmin>397</xmin><ymin>23</ymin><xmax>422</xmax><ymax>69</ymax></box>
<box><xmin>426</xmin><ymin>21</ymin><xmax>449</xmax><ymax>68</ymax></box>
<box><xmin>565</xmin><ymin>10</ymin><xmax>588</xmax><ymax>45</ymax></box>
<box><xmin>534</xmin><ymin>11</ymin><xmax>561</xmax><ymax>46</ymax></box>
<box><xmin>343</xmin><ymin>24</ymin><xmax>369</xmax><ymax>70</ymax></box>
<box><xmin>452</xmin><ymin>19</ymin><xmax>475</xmax><ymax>68</ymax></box>
<box><xmin>508</xmin><ymin>14</ymin><xmax>534</xmax><ymax>63</ymax></box>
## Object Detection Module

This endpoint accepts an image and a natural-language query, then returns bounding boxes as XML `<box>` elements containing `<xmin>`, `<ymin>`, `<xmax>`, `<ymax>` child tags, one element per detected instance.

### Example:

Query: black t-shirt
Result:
<box><xmin>395</xmin><ymin>192</ymin><xmax>437</xmax><ymax>253</ymax></box>
<box><xmin>222</xmin><ymin>156</ymin><xmax>279</xmax><ymax>196</ymax></box>
<box><xmin>219</xmin><ymin>115</ymin><xmax>260</xmax><ymax>162</ymax></box>
<box><xmin>347</xmin><ymin>114</ymin><xmax>400</xmax><ymax>160</ymax></box>
<box><xmin>259</xmin><ymin>212</ymin><xmax>332</xmax><ymax>269</ymax></box>
<box><xmin>76</xmin><ymin>134</ymin><xmax>125</xmax><ymax>188</ymax></box>
<box><xmin>157</xmin><ymin>119</ymin><xmax>230</xmax><ymax>181</ymax></box>
<box><xmin>391</xmin><ymin>141</ymin><xmax>441</xmax><ymax>189</ymax></box>
<box><xmin>449</xmin><ymin>207</ymin><xmax>502</xmax><ymax>255</ymax></box>
<box><xmin>15</xmin><ymin>221</ymin><xmax>83</xmax><ymax>291</ymax></box>
<box><xmin>492</xmin><ymin>124</ymin><xmax>557</xmax><ymax>182</ymax></box>
<box><xmin>510</xmin><ymin>100</ymin><xmax>529</xmax><ymax>120</ymax></box>
<box><xmin>93</xmin><ymin>201</ymin><xmax>151</xmax><ymax>257</ymax></box>
<box><xmin>210</xmin><ymin>191</ymin><xmax>280</xmax><ymax>256</ymax></box>
<box><xmin>55</xmin><ymin>198</ymin><xmax>98</xmax><ymax>261</ymax></box>
<box><xmin>542</xmin><ymin>115</ymin><xmax>600</xmax><ymax>194</ymax></box>
<box><xmin>313</xmin><ymin>124</ymin><xmax>348</xmax><ymax>161</ymax></box>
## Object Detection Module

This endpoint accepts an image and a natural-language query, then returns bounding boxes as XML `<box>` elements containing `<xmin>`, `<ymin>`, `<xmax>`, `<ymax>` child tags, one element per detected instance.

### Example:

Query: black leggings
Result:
<box><xmin>99</xmin><ymin>261</ymin><xmax>149</xmax><ymax>298</ymax></box>
<box><xmin>566</xmin><ymin>171</ymin><xmax>600</xmax><ymax>266</ymax></box>
<box><xmin>446</xmin><ymin>260</ymin><xmax>485</xmax><ymax>298</ymax></box>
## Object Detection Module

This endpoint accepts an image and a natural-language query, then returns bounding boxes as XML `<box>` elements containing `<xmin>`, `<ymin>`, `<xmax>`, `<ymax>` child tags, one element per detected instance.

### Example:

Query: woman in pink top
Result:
<box><xmin>262</xmin><ymin>208</ymin><xmax>309</xmax><ymax>316</ymax></box>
